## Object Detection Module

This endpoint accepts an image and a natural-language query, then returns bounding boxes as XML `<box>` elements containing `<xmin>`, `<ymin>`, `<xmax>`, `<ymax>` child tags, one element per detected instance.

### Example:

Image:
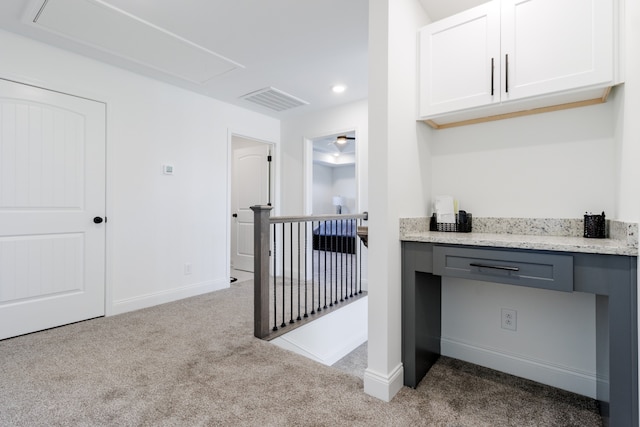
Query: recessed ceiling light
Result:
<box><xmin>332</xmin><ymin>85</ymin><xmax>347</xmax><ymax>94</ymax></box>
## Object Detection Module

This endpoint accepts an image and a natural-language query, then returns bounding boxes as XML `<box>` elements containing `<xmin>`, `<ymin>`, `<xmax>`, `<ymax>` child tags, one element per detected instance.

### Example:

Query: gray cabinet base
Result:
<box><xmin>401</xmin><ymin>241</ymin><xmax>638</xmax><ymax>427</ymax></box>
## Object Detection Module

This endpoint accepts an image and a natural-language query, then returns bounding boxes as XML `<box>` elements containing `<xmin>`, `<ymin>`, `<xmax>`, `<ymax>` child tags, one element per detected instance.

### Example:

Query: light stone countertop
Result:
<box><xmin>400</xmin><ymin>217</ymin><xmax>638</xmax><ymax>256</ymax></box>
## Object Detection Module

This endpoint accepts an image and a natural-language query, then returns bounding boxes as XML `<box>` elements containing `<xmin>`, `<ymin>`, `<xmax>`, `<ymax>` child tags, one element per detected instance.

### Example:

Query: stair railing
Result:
<box><xmin>251</xmin><ymin>206</ymin><xmax>368</xmax><ymax>339</ymax></box>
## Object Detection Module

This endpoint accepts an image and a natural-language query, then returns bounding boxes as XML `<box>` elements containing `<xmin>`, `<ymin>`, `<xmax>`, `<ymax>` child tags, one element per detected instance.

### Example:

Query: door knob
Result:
<box><xmin>232</xmin><ymin>213</ymin><xmax>238</xmax><ymax>218</ymax></box>
<box><xmin>93</xmin><ymin>217</ymin><xmax>104</xmax><ymax>224</ymax></box>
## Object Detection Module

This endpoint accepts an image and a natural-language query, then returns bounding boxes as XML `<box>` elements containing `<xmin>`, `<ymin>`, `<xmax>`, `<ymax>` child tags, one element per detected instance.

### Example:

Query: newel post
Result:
<box><xmin>251</xmin><ymin>205</ymin><xmax>272</xmax><ymax>338</ymax></box>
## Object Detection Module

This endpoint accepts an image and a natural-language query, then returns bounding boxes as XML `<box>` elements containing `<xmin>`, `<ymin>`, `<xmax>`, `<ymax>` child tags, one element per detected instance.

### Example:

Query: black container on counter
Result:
<box><xmin>430</xmin><ymin>210</ymin><xmax>472</xmax><ymax>233</ymax></box>
<box><xmin>584</xmin><ymin>211</ymin><xmax>606</xmax><ymax>238</ymax></box>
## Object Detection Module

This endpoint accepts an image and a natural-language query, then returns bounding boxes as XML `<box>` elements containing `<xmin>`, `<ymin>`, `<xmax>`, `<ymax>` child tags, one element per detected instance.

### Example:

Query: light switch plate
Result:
<box><xmin>162</xmin><ymin>164</ymin><xmax>174</xmax><ymax>175</ymax></box>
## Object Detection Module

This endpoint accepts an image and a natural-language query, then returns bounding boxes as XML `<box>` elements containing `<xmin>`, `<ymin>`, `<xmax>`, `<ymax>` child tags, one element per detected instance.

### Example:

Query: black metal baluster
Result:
<box><xmin>281</xmin><ymin>223</ymin><xmax>286</xmax><ymax>328</ymax></box>
<box><xmin>334</xmin><ymin>220</ymin><xmax>338</xmax><ymax>305</ymax></box>
<box><xmin>350</xmin><ymin>219</ymin><xmax>354</xmax><ymax>298</ymax></box>
<box><xmin>304</xmin><ymin>221</ymin><xmax>309</xmax><ymax>318</ymax></box>
<box><xmin>290</xmin><ymin>222</ymin><xmax>294</xmax><ymax>324</ymax></box>
<box><xmin>348</xmin><ymin>220</ymin><xmax>351</xmax><ymax>293</ymax></box>
<box><xmin>323</xmin><ymin>220</ymin><xmax>328</xmax><ymax>310</ymax></box>
<box><xmin>345</xmin><ymin>219</ymin><xmax>350</xmax><ymax>298</ymax></box>
<box><xmin>273</xmin><ymin>223</ymin><xmax>278</xmax><ymax>331</ymax></box>
<box><xmin>359</xmin><ymin>218</ymin><xmax>362</xmax><ymax>294</ymax></box>
<box><xmin>297</xmin><ymin>222</ymin><xmax>301</xmax><ymax>321</ymax></box>
<box><xmin>329</xmin><ymin>220</ymin><xmax>334</xmax><ymax>307</ymax></box>
<box><xmin>345</xmin><ymin>219</ymin><xmax>349</xmax><ymax>299</ymax></box>
<box><xmin>311</xmin><ymin>221</ymin><xmax>316</xmax><ymax>315</ymax></box>
<box><xmin>340</xmin><ymin>219</ymin><xmax>344</xmax><ymax>302</ymax></box>
<box><xmin>317</xmin><ymin>221</ymin><xmax>322</xmax><ymax>312</ymax></box>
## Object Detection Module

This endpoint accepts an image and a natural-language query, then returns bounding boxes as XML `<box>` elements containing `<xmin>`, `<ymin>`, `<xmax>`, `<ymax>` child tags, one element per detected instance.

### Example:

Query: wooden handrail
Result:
<box><xmin>268</xmin><ymin>212</ymin><xmax>368</xmax><ymax>224</ymax></box>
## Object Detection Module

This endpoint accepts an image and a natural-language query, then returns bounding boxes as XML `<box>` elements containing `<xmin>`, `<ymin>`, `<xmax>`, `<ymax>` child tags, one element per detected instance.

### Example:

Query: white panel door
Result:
<box><xmin>0</xmin><ymin>79</ymin><xmax>106</xmax><ymax>340</ymax></box>
<box><xmin>419</xmin><ymin>0</ymin><xmax>501</xmax><ymax>117</ymax></box>
<box><xmin>231</xmin><ymin>145</ymin><xmax>270</xmax><ymax>272</ymax></box>
<box><xmin>501</xmin><ymin>0</ymin><xmax>613</xmax><ymax>102</ymax></box>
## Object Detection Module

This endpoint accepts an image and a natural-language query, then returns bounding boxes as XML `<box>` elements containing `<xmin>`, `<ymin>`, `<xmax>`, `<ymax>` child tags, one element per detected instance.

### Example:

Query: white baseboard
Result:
<box><xmin>363</xmin><ymin>363</ymin><xmax>404</xmax><ymax>402</ymax></box>
<box><xmin>109</xmin><ymin>279</ymin><xmax>228</xmax><ymax>316</ymax></box>
<box><xmin>441</xmin><ymin>336</ymin><xmax>605</xmax><ymax>400</ymax></box>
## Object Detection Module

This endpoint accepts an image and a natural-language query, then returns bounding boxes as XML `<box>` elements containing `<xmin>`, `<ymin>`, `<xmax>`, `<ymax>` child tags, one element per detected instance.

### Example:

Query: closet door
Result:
<box><xmin>0</xmin><ymin>79</ymin><xmax>106</xmax><ymax>340</ymax></box>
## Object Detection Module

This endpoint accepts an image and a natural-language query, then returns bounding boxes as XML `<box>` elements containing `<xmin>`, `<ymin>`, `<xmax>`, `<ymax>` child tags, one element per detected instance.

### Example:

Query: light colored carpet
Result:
<box><xmin>0</xmin><ymin>280</ymin><xmax>602</xmax><ymax>426</ymax></box>
<box><xmin>332</xmin><ymin>341</ymin><xmax>368</xmax><ymax>379</ymax></box>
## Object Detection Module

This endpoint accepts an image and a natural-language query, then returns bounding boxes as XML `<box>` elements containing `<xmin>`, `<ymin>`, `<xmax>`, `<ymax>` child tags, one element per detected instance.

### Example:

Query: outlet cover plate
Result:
<box><xmin>501</xmin><ymin>308</ymin><xmax>517</xmax><ymax>331</ymax></box>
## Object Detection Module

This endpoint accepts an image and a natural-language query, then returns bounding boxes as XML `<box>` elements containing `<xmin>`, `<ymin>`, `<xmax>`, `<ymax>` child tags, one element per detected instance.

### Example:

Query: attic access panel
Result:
<box><xmin>31</xmin><ymin>0</ymin><xmax>244</xmax><ymax>84</ymax></box>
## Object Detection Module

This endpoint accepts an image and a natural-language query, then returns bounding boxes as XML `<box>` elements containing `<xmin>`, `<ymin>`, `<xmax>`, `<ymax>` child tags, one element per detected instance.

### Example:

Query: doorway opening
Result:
<box><xmin>230</xmin><ymin>135</ymin><xmax>274</xmax><ymax>276</ymax></box>
<box><xmin>306</xmin><ymin>130</ymin><xmax>357</xmax><ymax>216</ymax></box>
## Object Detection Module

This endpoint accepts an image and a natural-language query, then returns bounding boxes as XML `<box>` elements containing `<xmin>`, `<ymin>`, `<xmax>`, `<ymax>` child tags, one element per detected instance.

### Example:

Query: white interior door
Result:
<box><xmin>231</xmin><ymin>143</ymin><xmax>270</xmax><ymax>272</ymax></box>
<box><xmin>0</xmin><ymin>79</ymin><xmax>106</xmax><ymax>340</ymax></box>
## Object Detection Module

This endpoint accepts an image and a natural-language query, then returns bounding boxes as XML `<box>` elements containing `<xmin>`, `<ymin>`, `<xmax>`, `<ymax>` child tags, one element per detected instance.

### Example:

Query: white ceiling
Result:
<box><xmin>313</xmin><ymin>131</ymin><xmax>356</xmax><ymax>155</ymax></box>
<box><xmin>312</xmin><ymin>131</ymin><xmax>356</xmax><ymax>168</ymax></box>
<box><xmin>0</xmin><ymin>0</ymin><xmax>489</xmax><ymax>120</ymax></box>
<box><xmin>419</xmin><ymin>0</ymin><xmax>490</xmax><ymax>22</ymax></box>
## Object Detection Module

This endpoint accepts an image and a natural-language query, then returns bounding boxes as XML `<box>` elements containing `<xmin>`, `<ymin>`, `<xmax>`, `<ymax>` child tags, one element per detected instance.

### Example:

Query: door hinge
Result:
<box><xmin>267</xmin><ymin>155</ymin><xmax>272</xmax><ymax>162</ymax></box>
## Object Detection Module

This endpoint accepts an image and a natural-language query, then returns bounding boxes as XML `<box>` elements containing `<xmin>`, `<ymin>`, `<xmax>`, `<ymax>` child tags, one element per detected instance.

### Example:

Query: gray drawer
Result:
<box><xmin>433</xmin><ymin>246</ymin><xmax>573</xmax><ymax>292</ymax></box>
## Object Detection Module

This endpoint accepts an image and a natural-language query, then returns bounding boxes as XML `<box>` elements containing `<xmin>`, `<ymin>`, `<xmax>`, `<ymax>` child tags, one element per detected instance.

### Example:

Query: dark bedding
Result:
<box><xmin>312</xmin><ymin>219</ymin><xmax>356</xmax><ymax>254</ymax></box>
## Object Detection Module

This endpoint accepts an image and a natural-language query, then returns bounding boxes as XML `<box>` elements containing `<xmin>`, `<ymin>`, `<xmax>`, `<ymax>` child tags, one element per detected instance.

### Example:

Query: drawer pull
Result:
<box><xmin>469</xmin><ymin>262</ymin><xmax>519</xmax><ymax>272</ymax></box>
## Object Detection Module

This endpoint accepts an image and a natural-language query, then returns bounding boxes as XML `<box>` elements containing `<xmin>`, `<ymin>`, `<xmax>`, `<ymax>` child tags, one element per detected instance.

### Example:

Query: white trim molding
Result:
<box><xmin>109</xmin><ymin>279</ymin><xmax>228</xmax><ymax>315</ymax></box>
<box><xmin>364</xmin><ymin>363</ymin><xmax>404</xmax><ymax>402</ymax></box>
<box><xmin>441</xmin><ymin>336</ymin><xmax>603</xmax><ymax>400</ymax></box>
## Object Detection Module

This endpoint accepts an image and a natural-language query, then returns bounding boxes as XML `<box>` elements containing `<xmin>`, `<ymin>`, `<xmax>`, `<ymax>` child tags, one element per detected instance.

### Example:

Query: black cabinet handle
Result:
<box><xmin>470</xmin><ymin>262</ymin><xmax>519</xmax><ymax>272</ymax></box>
<box><xmin>93</xmin><ymin>217</ymin><xmax>104</xmax><ymax>224</ymax></box>
<box><xmin>505</xmin><ymin>54</ymin><xmax>509</xmax><ymax>93</ymax></box>
<box><xmin>491</xmin><ymin>57</ymin><xmax>494</xmax><ymax>96</ymax></box>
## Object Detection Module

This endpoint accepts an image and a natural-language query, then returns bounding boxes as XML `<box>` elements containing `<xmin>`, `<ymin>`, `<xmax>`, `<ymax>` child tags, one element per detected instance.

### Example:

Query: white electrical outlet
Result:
<box><xmin>184</xmin><ymin>263</ymin><xmax>192</xmax><ymax>275</ymax></box>
<box><xmin>501</xmin><ymin>308</ymin><xmax>517</xmax><ymax>331</ymax></box>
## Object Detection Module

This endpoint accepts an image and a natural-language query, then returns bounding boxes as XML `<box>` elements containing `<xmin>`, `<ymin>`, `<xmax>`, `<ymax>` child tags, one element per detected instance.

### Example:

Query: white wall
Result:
<box><xmin>280</xmin><ymin>99</ymin><xmax>368</xmax><ymax>216</ymax></box>
<box><xmin>332</xmin><ymin>165</ymin><xmax>356</xmax><ymax>214</ymax></box>
<box><xmin>365</xmin><ymin>0</ymin><xmax>431</xmax><ymax>401</ymax></box>
<box><xmin>615</xmin><ymin>0</ymin><xmax>640</xmax><ymax>222</ymax></box>
<box><xmin>312</xmin><ymin>164</ymin><xmax>357</xmax><ymax>215</ymax></box>
<box><xmin>430</xmin><ymin>102</ymin><xmax>616</xmax><ymax>218</ymax></box>
<box><xmin>0</xmin><ymin>29</ymin><xmax>280</xmax><ymax>315</ymax></box>
<box><xmin>312</xmin><ymin>163</ymin><xmax>334</xmax><ymax>214</ymax></box>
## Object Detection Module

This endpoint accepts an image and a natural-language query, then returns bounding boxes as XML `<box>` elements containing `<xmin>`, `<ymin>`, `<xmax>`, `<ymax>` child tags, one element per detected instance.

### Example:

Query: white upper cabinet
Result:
<box><xmin>419</xmin><ymin>0</ymin><xmax>617</xmax><ymax>127</ymax></box>
<box><xmin>501</xmin><ymin>0</ymin><xmax>613</xmax><ymax>102</ymax></box>
<box><xmin>419</xmin><ymin>1</ymin><xmax>501</xmax><ymax>117</ymax></box>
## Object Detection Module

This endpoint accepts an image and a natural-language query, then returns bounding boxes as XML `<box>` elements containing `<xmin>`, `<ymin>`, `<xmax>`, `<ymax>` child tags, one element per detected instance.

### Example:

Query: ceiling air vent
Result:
<box><xmin>241</xmin><ymin>87</ymin><xmax>309</xmax><ymax>112</ymax></box>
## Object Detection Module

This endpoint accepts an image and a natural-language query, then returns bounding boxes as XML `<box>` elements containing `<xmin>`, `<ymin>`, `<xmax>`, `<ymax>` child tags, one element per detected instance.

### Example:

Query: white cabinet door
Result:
<box><xmin>419</xmin><ymin>1</ymin><xmax>500</xmax><ymax>117</ymax></box>
<box><xmin>0</xmin><ymin>79</ymin><xmax>106</xmax><ymax>340</ymax></box>
<box><xmin>501</xmin><ymin>0</ymin><xmax>613</xmax><ymax>102</ymax></box>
